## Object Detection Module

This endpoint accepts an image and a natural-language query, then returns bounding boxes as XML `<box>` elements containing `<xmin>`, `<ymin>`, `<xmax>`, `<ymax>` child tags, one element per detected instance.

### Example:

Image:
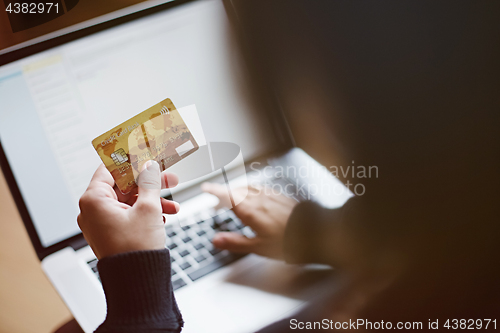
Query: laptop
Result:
<box><xmin>0</xmin><ymin>1</ymin><xmax>352</xmax><ymax>332</ymax></box>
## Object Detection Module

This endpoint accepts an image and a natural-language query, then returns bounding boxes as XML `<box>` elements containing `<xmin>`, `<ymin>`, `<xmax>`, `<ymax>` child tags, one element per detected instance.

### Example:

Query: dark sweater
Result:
<box><xmin>95</xmin><ymin>249</ymin><xmax>184</xmax><ymax>333</ymax></box>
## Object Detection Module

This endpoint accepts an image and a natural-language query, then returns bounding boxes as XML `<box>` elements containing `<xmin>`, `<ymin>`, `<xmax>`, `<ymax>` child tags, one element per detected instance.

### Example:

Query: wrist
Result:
<box><xmin>96</xmin><ymin>249</ymin><xmax>183</xmax><ymax>329</ymax></box>
<box><xmin>93</xmin><ymin>227</ymin><xmax>166</xmax><ymax>259</ymax></box>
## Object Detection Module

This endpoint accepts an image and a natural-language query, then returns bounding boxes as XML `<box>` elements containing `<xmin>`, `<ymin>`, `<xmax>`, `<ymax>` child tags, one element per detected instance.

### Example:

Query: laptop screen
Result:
<box><xmin>0</xmin><ymin>0</ymin><xmax>276</xmax><ymax>248</ymax></box>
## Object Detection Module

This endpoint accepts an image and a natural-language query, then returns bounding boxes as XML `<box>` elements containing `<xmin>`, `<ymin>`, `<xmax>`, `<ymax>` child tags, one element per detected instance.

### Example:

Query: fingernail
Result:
<box><xmin>147</xmin><ymin>160</ymin><xmax>159</xmax><ymax>171</ymax></box>
<box><xmin>174</xmin><ymin>202</ymin><xmax>180</xmax><ymax>213</ymax></box>
<box><xmin>141</xmin><ymin>160</ymin><xmax>152</xmax><ymax>172</ymax></box>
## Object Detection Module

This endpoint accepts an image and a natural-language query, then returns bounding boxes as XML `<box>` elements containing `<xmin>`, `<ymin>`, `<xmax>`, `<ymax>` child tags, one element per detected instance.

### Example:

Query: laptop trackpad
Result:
<box><xmin>175</xmin><ymin>255</ymin><xmax>306</xmax><ymax>333</ymax></box>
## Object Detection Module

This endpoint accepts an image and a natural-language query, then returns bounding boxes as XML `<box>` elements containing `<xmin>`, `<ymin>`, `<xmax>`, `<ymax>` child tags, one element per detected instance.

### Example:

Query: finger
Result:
<box><xmin>124</xmin><ymin>195</ymin><xmax>179</xmax><ymax>214</ymax></box>
<box><xmin>161</xmin><ymin>198</ymin><xmax>180</xmax><ymax>215</ymax></box>
<box><xmin>135</xmin><ymin>160</ymin><xmax>162</xmax><ymax>209</ymax></box>
<box><xmin>83</xmin><ymin>164</ymin><xmax>117</xmax><ymax>200</ymax></box>
<box><xmin>212</xmin><ymin>232</ymin><xmax>259</xmax><ymax>253</ymax></box>
<box><xmin>88</xmin><ymin>164</ymin><xmax>115</xmax><ymax>189</ymax></box>
<box><xmin>230</xmin><ymin>187</ymin><xmax>252</xmax><ymax>207</ymax></box>
<box><xmin>201</xmin><ymin>182</ymin><xmax>228</xmax><ymax>198</ymax></box>
<box><xmin>115</xmin><ymin>186</ymin><xmax>138</xmax><ymax>204</ymax></box>
<box><xmin>247</xmin><ymin>184</ymin><xmax>263</xmax><ymax>193</ymax></box>
<box><xmin>118</xmin><ymin>193</ymin><xmax>138</xmax><ymax>207</ymax></box>
<box><xmin>115</xmin><ymin>172</ymin><xmax>179</xmax><ymax>204</ymax></box>
<box><xmin>201</xmin><ymin>182</ymin><xmax>232</xmax><ymax>208</ymax></box>
<box><xmin>161</xmin><ymin>172</ymin><xmax>179</xmax><ymax>189</ymax></box>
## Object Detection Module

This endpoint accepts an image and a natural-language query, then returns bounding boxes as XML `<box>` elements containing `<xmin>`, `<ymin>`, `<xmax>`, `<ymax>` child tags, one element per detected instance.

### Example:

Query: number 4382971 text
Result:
<box><xmin>5</xmin><ymin>2</ymin><xmax>59</xmax><ymax>14</ymax></box>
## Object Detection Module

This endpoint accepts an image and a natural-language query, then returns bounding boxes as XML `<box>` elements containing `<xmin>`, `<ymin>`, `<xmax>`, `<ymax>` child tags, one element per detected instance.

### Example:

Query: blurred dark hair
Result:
<box><xmin>227</xmin><ymin>0</ymin><xmax>500</xmax><ymax>317</ymax></box>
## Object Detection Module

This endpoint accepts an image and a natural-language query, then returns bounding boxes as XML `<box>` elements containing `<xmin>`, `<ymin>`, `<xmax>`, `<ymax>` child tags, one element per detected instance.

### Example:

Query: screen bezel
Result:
<box><xmin>0</xmin><ymin>0</ymin><xmax>293</xmax><ymax>260</ymax></box>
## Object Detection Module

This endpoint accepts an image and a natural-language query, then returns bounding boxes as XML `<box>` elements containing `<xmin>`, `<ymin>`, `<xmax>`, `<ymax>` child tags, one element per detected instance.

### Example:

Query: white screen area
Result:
<box><xmin>0</xmin><ymin>0</ymin><xmax>275</xmax><ymax>247</ymax></box>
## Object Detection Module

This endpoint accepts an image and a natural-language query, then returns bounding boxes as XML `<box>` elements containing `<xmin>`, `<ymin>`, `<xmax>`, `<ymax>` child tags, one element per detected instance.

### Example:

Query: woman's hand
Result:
<box><xmin>202</xmin><ymin>183</ymin><xmax>298</xmax><ymax>259</ymax></box>
<box><xmin>77</xmin><ymin>161</ymin><xmax>179</xmax><ymax>259</ymax></box>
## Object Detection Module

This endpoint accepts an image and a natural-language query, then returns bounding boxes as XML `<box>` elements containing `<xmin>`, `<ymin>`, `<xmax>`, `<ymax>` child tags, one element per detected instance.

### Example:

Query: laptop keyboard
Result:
<box><xmin>87</xmin><ymin>210</ymin><xmax>254</xmax><ymax>291</ymax></box>
<box><xmin>87</xmin><ymin>258</ymin><xmax>100</xmax><ymax>282</ymax></box>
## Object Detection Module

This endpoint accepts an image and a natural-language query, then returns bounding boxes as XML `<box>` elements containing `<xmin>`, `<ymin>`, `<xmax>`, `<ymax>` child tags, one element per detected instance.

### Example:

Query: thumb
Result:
<box><xmin>212</xmin><ymin>232</ymin><xmax>259</xmax><ymax>253</ymax></box>
<box><xmin>135</xmin><ymin>160</ymin><xmax>162</xmax><ymax>209</ymax></box>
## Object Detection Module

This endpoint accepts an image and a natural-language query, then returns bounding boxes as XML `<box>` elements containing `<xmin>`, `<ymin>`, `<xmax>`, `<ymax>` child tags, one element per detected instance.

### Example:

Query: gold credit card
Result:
<box><xmin>92</xmin><ymin>98</ymin><xmax>199</xmax><ymax>194</ymax></box>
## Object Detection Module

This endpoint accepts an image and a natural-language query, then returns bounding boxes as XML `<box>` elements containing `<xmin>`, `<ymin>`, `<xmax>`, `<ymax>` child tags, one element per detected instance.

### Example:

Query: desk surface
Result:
<box><xmin>0</xmin><ymin>167</ymin><xmax>72</xmax><ymax>333</ymax></box>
